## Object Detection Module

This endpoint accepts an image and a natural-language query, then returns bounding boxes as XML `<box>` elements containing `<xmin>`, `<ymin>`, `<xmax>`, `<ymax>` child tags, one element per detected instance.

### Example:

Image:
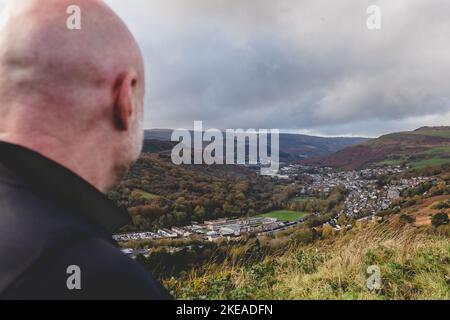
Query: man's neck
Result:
<box><xmin>0</xmin><ymin>132</ymin><xmax>114</xmax><ymax>193</ymax></box>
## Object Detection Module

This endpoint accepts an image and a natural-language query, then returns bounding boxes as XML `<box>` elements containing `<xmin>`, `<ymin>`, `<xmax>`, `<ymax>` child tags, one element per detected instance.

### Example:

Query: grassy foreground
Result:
<box><xmin>164</xmin><ymin>218</ymin><xmax>450</xmax><ymax>300</ymax></box>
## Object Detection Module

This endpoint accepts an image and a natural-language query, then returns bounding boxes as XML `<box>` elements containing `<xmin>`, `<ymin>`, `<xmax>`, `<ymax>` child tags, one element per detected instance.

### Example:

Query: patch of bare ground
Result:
<box><xmin>405</xmin><ymin>195</ymin><xmax>450</xmax><ymax>226</ymax></box>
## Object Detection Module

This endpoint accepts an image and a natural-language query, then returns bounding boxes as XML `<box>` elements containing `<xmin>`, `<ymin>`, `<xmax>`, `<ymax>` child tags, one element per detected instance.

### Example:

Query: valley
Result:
<box><xmin>109</xmin><ymin>126</ymin><xmax>450</xmax><ymax>299</ymax></box>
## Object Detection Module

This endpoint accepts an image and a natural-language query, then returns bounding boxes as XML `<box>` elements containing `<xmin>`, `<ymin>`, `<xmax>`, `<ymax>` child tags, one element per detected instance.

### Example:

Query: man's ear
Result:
<box><xmin>114</xmin><ymin>71</ymin><xmax>138</xmax><ymax>131</ymax></box>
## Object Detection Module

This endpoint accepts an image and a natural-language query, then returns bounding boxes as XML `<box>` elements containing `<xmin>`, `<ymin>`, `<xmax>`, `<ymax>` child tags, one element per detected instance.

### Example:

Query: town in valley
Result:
<box><xmin>115</xmin><ymin>163</ymin><xmax>438</xmax><ymax>257</ymax></box>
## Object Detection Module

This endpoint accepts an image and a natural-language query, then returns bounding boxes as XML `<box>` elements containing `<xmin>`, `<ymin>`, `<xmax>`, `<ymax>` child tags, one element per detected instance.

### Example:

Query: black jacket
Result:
<box><xmin>0</xmin><ymin>141</ymin><xmax>172</xmax><ymax>300</ymax></box>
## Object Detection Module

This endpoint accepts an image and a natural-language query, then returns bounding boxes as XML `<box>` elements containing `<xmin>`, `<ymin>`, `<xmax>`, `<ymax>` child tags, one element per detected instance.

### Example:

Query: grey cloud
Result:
<box><xmin>1</xmin><ymin>0</ymin><xmax>449</xmax><ymax>136</ymax></box>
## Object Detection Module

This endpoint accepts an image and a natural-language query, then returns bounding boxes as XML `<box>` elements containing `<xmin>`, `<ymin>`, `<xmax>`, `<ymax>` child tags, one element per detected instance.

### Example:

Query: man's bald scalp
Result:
<box><xmin>0</xmin><ymin>0</ymin><xmax>144</xmax><ymax>124</ymax></box>
<box><xmin>0</xmin><ymin>0</ymin><xmax>146</xmax><ymax>192</ymax></box>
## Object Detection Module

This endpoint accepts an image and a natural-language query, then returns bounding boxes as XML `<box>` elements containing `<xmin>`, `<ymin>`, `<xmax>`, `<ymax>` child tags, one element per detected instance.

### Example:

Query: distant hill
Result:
<box><xmin>302</xmin><ymin>126</ymin><xmax>450</xmax><ymax>170</ymax></box>
<box><xmin>144</xmin><ymin>129</ymin><xmax>173</xmax><ymax>141</ymax></box>
<box><xmin>144</xmin><ymin>129</ymin><xmax>367</xmax><ymax>160</ymax></box>
<box><xmin>142</xmin><ymin>139</ymin><xmax>176</xmax><ymax>154</ymax></box>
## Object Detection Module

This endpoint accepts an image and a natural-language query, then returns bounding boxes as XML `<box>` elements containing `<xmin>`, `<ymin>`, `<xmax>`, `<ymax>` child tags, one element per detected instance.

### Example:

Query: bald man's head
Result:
<box><xmin>0</xmin><ymin>0</ymin><xmax>146</xmax><ymax>191</ymax></box>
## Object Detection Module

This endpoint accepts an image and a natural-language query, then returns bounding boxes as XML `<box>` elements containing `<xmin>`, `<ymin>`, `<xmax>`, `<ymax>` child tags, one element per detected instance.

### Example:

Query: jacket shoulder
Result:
<box><xmin>4</xmin><ymin>237</ymin><xmax>172</xmax><ymax>300</ymax></box>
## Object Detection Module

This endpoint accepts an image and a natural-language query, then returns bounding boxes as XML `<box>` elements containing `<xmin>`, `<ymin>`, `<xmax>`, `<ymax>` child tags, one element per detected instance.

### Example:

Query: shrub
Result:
<box><xmin>431</xmin><ymin>201</ymin><xmax>450</xmax><ymax>210</ymax></box>
<box><xmin>399</xmin><ymin>214</ymin><xmax>415</xmax><ymax>224</ymax></box>
<box><xmin>432</xmin><ymin>212</ymin><xmax>449</xmax><ymax>227</ymax></box>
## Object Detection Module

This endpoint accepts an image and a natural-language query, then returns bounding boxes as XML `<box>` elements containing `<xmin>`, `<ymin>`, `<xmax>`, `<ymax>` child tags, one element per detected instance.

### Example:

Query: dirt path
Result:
<box><xmin>410</xmin><ymin>195</ymin><xmax>450</xmax><ymax>226</ymax></box>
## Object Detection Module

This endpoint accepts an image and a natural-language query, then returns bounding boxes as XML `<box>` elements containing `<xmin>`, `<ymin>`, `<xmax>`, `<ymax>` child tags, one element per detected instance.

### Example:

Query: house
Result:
<box><xmin>219</xmin><ymin>227</ymin><xmax>237</xmax><ymax>237</ymax></box>
<box><xmin>206</xmin><ymin>231</ymin><xmax>220</xmax><ymax>241</ymax></box>
<box><xmin>387</xmin><ymin>188</ymin><xmax>401</xmax><ymax>199</ymax></box>
<box><xmin>157</xmin><ymin>229</ymin><xmax>178</xmax><ymax>238</ymax></box>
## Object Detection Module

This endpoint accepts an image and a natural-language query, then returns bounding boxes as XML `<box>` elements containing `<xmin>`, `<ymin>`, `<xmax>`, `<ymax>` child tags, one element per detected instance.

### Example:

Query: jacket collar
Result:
<box><xmin>0</xmin><ymin>141</ymin><xmax>130</xmax><ymax>234</ymax></box>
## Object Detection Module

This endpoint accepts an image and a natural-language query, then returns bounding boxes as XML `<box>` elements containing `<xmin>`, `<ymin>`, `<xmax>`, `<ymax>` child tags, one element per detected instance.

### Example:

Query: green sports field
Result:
<box><xmin>258</xmin><ymin>210</ymin><xmax>308</xmax><ymax>222</ymax></box>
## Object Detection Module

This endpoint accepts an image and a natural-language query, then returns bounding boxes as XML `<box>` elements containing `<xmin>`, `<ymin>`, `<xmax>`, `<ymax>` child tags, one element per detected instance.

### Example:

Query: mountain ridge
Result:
<box><xmin>144</xmin><ymin>129</ymin><xmax>368</xmax><ymax>160</ymax></box>
<box><xmin>301</xmin><ymin>126</ymin><xmax>450</xmax><ymax>170</ymax></box>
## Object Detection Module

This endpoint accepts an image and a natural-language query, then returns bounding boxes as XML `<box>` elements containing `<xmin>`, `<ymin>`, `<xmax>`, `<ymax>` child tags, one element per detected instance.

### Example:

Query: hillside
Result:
<box><xmin>164</xmin><ymin>193</ymin><xmax>450</xmax><ymax>300</ymax></box>
<box><xmin>108</xmin><ymin>154</ymin><xmax>295</xmax><ymax>231</ymax></box>
<box><xmin>166</xmin><ymin>217</ymin><xmax>450</xmax><ymax>300</ymax></box>
<box><xmin>142</xmin><ymin>139</ymin><xmax>177</xmax><ymax>153</ymax></box>
<box><xmin>145</xmin><ymin>129</ymin><xmax>367</xmax><ymax>160</ymax></box>
<box><xmin>116</xmin><ymin>133</ymin><xmax>450</xmax><ymax>300</ymax></box>
<box><xmin>302</xmin><ymin>127</ymin><xmax>450</xmax><ymax>170</ymax></box>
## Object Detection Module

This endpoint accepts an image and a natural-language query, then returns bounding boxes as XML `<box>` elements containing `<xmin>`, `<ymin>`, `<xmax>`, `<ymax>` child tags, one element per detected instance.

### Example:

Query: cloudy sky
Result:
<box><xmin>1</xmin><ymin>0</ymin><xmax>449</xmax><ymax>137</ymax></box>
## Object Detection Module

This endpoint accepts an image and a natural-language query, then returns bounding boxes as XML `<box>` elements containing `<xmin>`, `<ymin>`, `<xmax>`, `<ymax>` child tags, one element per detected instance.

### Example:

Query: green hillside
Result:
<box><xmin>303</xmin><ymin>127</ymin><xmax>450</xmax><ymax>170</ymax></box>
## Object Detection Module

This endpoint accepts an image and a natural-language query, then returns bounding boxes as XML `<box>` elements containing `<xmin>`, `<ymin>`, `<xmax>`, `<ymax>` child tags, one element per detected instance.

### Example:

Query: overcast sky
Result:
<box><xmin>1</xmin><ymin>0</ymin><xmax>449</xmax><ymax>137</ymax></box>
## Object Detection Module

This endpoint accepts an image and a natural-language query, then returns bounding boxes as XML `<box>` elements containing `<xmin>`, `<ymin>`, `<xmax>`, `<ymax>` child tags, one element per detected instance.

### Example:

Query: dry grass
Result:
<box><xmin>165</xmin><ymin>218</ymin><xmax>450</xmax><ymax>300</ymax></box>
<box><xmin>271</xmin><ymin>219</ymin><xmax>449</xmax><ymax>299</ymax></box>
